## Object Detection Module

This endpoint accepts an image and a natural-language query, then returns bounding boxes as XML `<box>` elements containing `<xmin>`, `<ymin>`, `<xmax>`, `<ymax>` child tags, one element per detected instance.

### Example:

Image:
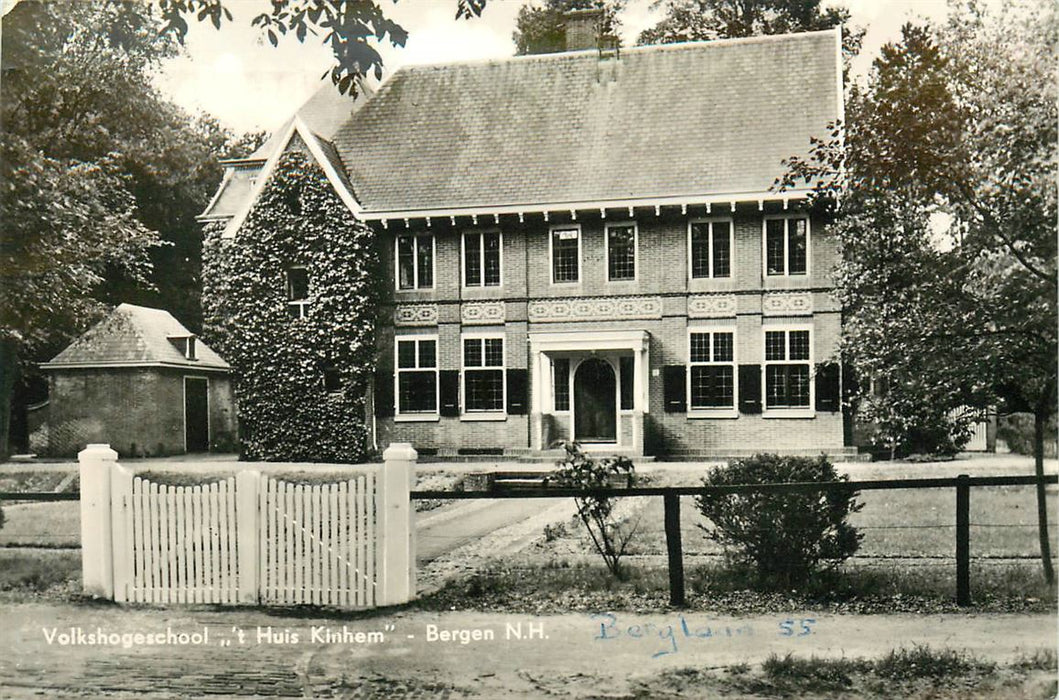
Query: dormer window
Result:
<box><xmin>286</xmin><ymin>266</ymin><xmax>310</xmax><ymax>319</ymax></box>
<box><xmin>168</xmin><ymin>335</ymin><xmax>198</xmax><ymax>361</ymax></box>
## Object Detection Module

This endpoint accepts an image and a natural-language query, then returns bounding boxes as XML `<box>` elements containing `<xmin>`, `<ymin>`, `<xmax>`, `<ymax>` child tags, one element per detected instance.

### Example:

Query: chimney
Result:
<box><xmin>563</xmin><ymin>7</ymin><xmax>603</xmax><ymax>52</ymax></box>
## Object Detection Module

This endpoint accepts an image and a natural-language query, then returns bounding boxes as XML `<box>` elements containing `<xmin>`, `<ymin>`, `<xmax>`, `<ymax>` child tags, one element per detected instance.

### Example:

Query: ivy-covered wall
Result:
<box><xmin>202</xmin><ymin>150</ymin><xmax>381</xmax><ymax>462</ymax></box>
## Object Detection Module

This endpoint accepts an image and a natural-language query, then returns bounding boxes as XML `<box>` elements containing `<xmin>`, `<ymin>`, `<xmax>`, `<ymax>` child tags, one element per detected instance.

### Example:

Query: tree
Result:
<box><xmin>512</xmin><ymin>0</ymin><xmax>623</xmax><ymax>55</ymax></box>
<box><xmin>157</xmin><ymin>0</ymin><xmax>489</xmax><ymax>94</ymax></box>
<box><xmin>1</xmin><ymin>0</ymin><xmax>244</xmax><ymax>457</ymax></box>
<box><xmin>780</xmin><ymin>1</ymin><xmax>1057</xmax><ymax>581</ymax></box>
<box><xmin>638</xmin><ymin>0</ymin><xmax>862</xmax><ymax>59</ymax></box>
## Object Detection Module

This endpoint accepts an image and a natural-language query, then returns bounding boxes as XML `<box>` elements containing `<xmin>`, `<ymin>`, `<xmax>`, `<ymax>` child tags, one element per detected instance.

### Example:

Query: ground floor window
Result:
<box><xmin>688</xmin><ymin>329</ymin><xmax>735</xmax><ymax>410</ymax></box>
<box><xmin>764</xmin><ymin>328</ymin><xmax>811</xmax><ymax>408</ymax></box>
<box><xmin>396</xmin><ymin>336</ymin><xmax>437</xmax><ymax>414</ymax></box>
<box><xmin>463</xmin><ymin>336</ymin><xmax>504</xmax><ymax>412</ymax></box>
<box><xmin>552</xmin><ymin>357</ymin><xmax>570</xmax><ymax>411</ymax></box>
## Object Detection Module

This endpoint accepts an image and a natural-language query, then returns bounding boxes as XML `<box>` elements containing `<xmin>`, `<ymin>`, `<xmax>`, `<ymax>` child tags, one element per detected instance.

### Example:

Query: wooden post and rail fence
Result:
<box><xmin>1</xmin><ymin>447</ymin><xmax>1054</xmax><ymax>609</ymax></box>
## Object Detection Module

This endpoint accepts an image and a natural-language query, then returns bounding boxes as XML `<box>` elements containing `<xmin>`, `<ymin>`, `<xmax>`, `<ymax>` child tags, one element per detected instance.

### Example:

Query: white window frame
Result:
<box><xmin>549</xmin><ymin>224</ymin><xmax>582</xmax><ymax>285</ymax></box>
<box><xmin>686</xmin><ymin>326</ymin><xmax>738</xmax><ymax>418</ymax></box>
<box><xmin>762</xmin><ymin>323</ymin><xmax>814</xmax><ymax>418</ymax></box>
<box><xmin>687</xmin><ymin>217</ymin><xmax>734</xmax><ymax>280</ymax></box>
<box><xmin>394</xmin><ymin>334</ymin><xmax>440</xmax><ymax>421</ymax></box>
<box><xmin>394</xmin><ymin>233</ymin><xmax>435</xmax><ymax>291</ymax></box>
<box><xmin>460</xmin><ymin>332</ymin><xmax>507</xmax><ymax>420</ymax></box>
<box><xmin>286</xmin><ymin>265</ymin><xmax>311</xmax><ymax>319</ymax></box>
<box><xmin>461</xmin><ymin>229</ymin><xmax>503</xmax><ymax>288</ymax></box>
<box><xmin>550</xmin><ymin>355</ymin><xmax>572</xmax><ymax>414</ymax></box>
<box><xmin>762</xmin><ymin>214</ymin><xmax>811</xmax><ymax>278</ymax></box>
<box><xmin>604</xmin><ymin>221</ymin><xmax>638</xmax><ymax>283</ymax></box>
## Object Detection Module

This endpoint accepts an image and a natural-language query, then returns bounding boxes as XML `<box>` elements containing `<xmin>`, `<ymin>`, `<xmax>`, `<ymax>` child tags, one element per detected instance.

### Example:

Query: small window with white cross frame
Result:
<box><xmin>764</xmin><ymin>327</ymin><xmax>813</xmax><ymax>411</ymax></box>
<box><xmin>286</xmin><ymin>266</ymin><xmax>310</xmax><ymax>319</ymax></box>
<box><xmin>396</xmin><ymin>233</ymin><xmax>434</xmax><ymax>290</ymax></box>
<box><xmin>462</xmin><ymin>230</ymin><xmax>502</xmax><ymax>287</ymax></box>
<box><xmin>688</xmin><ymin>218</ymin><xmax>732</xmax><ymax>279</ymax></box>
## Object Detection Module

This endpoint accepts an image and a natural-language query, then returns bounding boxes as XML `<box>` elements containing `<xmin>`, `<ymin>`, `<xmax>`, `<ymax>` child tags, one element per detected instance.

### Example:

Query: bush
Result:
<box><xmin>997</xmin><ymin>413</ymin><xmax>1058</xmax><ymax>457</ymax></box>
<box><xmin>695</xmin><ymin>454</ymin><xmax>862</xmax><ymax>589</ymax></box>
<box><xmin>0</xmin><ymin>500</ymin><xmax>4</xmax><ymax>530</ymax></box>
<box><xmin>546</xmin><ymin>442</ymin><xmax>639</xmax><ymax>580</ymax></box>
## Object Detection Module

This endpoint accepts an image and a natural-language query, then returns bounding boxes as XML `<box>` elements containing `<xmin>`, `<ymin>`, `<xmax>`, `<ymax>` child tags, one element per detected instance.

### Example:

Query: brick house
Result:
<box><xmin>40</xmin><ymin>304</ymin><xmax>237</xmax><ymax>457</ymax></box>
<box><xmin>202</xmin><ymin>27</ymin><xmax>853</xmax><ymax>459</ymax></box>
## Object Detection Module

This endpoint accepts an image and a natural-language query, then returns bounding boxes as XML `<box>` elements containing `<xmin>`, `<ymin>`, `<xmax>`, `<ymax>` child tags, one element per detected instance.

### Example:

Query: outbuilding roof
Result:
<box><xmin>333</xmin><ymin>29</ymin><xmax>842</xmax><ymax>216</ymax></box>
<box><xmin>41</xmin><ymin>304</ymin><xmax>230</xmax><ymax>372</ymax></box>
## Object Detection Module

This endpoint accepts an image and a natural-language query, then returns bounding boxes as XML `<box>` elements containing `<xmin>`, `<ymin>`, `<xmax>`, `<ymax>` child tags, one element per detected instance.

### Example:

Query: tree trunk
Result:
<box><xmin>0</xmin><ymin>337</ymin><xmax>18</xmax><ymax>461</ymax></box>
<box><xmin>1033</xmin><ymin>409</ymin><xmax>1055</xmax><ymax>584</ymax></box>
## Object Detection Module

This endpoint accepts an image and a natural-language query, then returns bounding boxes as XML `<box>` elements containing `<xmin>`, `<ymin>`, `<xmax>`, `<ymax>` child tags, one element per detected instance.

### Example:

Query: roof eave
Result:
<box><xmin>40</xmin><ymin>361</ymin><xmax>231</xmax><ymax>373</ymax></box>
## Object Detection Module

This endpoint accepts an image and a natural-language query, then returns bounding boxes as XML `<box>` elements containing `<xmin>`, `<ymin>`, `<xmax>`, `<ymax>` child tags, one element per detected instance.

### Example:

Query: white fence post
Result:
<box><xmin>378</xmin><ymin>443</ymin><xmax>416</xmax><ymax>606</ymax></box>
<box><xmin>78</xmin><ymin>444</ymin><xmax>118</xmax><ymax>599</ymax></box>
<box><xmin>236</xmin><ymin>470</ymin><xmax>261</xmax><ymax>604</ymax></box>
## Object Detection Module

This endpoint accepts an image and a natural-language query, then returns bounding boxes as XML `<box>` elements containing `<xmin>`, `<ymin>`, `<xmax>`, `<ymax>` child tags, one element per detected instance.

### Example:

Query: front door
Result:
<box><xmin>574</xmin><ymin>358</ymin><xmax>617</xmax><ymax>443</ymax></box>
<box><xmin>184</xmin><ymin>377</ymin><xmax>209</xmax><ymax>452</ymax></box>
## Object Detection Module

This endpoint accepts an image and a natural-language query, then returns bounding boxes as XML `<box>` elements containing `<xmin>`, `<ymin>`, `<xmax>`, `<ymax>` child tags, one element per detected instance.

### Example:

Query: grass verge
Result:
<box><xmin>415</xmin><ymin>558</ymin><xmax>1056</xmax><ymax>614</ymax></box>
<box><xmin>0</xmin><ymin>549</ymin><xmax>81</xmax><ymax>598</ymax></box>
<box><xmin>638</xmin><ymin>645</ymin><xmax>1054</xmax><ymax>699</ymax></box>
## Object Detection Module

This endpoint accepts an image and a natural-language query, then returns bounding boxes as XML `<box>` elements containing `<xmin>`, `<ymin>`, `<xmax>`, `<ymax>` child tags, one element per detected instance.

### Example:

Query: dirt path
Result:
<box><xmin>416</xmin><ymin>498</ymin><xmax>553</xmax><ymax>563</ymax></box>
<box><xmin>0</xmin><ymin>601</ymin><xmax>1054</xmax><ymax>699</ymax></box>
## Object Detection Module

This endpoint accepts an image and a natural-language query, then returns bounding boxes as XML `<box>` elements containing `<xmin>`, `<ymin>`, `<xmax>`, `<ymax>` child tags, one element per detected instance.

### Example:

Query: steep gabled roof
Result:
<box><xmin>333</xmin><ymin>29</ymin><xmax>842</xmax><ymax>217</ymax></box>
<box><xmin>42</xmin><ymin>304</ymin><xmax>229</xmax><ymax>372</ymax></box>
<box><xmin>199</xmin><ymin>78</ymin><xmax>371</xmax><ymax>221</ymax></box>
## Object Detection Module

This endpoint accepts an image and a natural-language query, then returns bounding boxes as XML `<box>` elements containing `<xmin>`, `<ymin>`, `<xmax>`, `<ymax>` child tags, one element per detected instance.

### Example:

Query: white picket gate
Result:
<box><xmin>79</xmin><ymin>443</ymin><xmax>416</xmax><ymax>608</ymax></box>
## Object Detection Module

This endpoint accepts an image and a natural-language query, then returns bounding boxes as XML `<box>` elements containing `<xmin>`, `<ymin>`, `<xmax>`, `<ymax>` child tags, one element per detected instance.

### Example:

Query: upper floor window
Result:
<box><xmin>606</xmin><ymin>223</ymin><xmax>637</xmax><ymax>281</ymax></box>
<box><xmin>689</xmin><ymin>219</ymin><xmax>731</xmax><ymax>279</ymax></box>
<box><xmin>462</xmin><ymin>336</ymin><xmax>505</xmax><ymax>413</ymax></box>
<box><xmin>764</xmin><ymin>328</ymin><xmax>811</xmax><ymax>409</ymax></box>
<box><xmin>286</xmin><ymin>266</ymin><xmax>310</xmax><ymax>319</ymax></box>
<box><xmin>395</xmin><ymin>336</ymin><xmax>438</xmax><ymax>414</ymax></box>
<box><xmin>396</xmin><ymin>234</ymin><xmax>434</xmax><ymax>290</ymax></box>
<box><xmin>688</xmin><ymin>329</ymin><xmax>735</xmax><ymax>410</ymax></box>
<box><xmin>765</xmin><ymin>216</ymin><xmax>808</xmax><ymax>276</ymax></box>
<box><xmin>463</xmin><ymin>231</ymin><xmax>502</xmax><ymax>287</ymax></box>
<box><xmin>550</xmin><ymin>226</ymin><xmax>580</xmax><ymax>283</ymax></box>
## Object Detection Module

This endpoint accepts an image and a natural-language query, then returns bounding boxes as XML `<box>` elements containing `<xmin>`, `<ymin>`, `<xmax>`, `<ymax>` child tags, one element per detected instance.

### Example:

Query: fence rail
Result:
<box><xmin>413</xmin><ymin>472</ymin><xmax>1058</xmax><ymax>608</ymax></box>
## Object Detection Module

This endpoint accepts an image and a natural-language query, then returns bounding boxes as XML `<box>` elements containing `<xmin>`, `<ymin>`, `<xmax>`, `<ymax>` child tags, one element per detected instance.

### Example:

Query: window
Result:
<box><xmin>689</xmin><ymin>220</ymin><xmax>732</xmax><ymax>279</ymax></box>
<box><xmin>688</xmin><ymin>329</ymin><xmax>736</xmax><ymax>410</ymax></box>
<box><xmin>606</xmin><ymin>223</ymin><xmax>636</xmax><ymax>281</ymax></box>
<box><xmin>764</xmin><ymin>328</ymin><xmax>812</xmax><ymax>408</ymax></box>
<box><xmin>463</xmin><ymin>231</ymin><xmax>502</xmax><ymax>287</ymax></box>
<box><xmin>462</xmin><ymin>336</ymin><xmax>504</xmax><ymax>412</ymax></box>
<box><xmin>550</xmin><ymin>226</ymin><xmax>580</xmax><ymax>283</ymax></box>
<box><xmin>323</xmin><ymin>368</ymin><xmax>342</xmax><ymax>393</ymax></box>
<box><xmin>395</xmin><ymin>337</ymin><xmax>438</xmax><ymax>414</ymax></box>
<box><xmin>765</xmin><ymin>216</ymin><xmax>808</xmax><ymax>276</ymax></box>
<box><xmin>552</xmin><ymin>357</ymin><xmax>570</xmax><ymax>411</ymax></box>
<box><xmin>396</xmin><ymin>234</ymin><xmax>434</xmax><ymax>290</ymax></box>
<box><xmin>286</xmin><ymin>267</ymin><xmax>310</xmax><ymax>319</ymax></box>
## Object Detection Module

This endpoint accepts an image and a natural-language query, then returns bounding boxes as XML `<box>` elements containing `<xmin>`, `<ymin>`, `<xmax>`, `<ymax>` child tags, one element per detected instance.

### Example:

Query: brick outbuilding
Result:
<box><xmin>40</xmin><ymin>304</ymin><xmax>237</xmax><ymax>457</ymax></box>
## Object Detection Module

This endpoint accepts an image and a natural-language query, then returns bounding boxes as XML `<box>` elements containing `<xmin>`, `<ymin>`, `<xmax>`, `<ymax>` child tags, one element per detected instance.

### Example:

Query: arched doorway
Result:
<box><xmin>574</xmin><ymin>358</ymin><xmax>617</xmax><ymax>443</ymax></box>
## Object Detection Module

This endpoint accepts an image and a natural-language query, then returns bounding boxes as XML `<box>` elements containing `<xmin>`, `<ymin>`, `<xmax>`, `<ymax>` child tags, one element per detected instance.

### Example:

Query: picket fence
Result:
<box><xmin>79</xmin><ymin>444</ymin><xmax>416</xmax><ymax>608</ymax></box>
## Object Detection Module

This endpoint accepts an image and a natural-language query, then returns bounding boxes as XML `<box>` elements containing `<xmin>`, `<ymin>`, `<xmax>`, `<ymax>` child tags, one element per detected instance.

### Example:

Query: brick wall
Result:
<box><xmin>46</xmin><ymin>368</ymin><xmax>237</xmax><ymax>458</ymax></box>
<box><xmin>374</xmin><ymin>205</ymin><xmax>845</xmax><ymax>455</ymax></box>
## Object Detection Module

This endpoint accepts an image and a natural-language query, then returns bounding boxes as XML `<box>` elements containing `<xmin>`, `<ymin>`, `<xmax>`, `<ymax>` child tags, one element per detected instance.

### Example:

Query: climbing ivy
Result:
<box><xmin>202</xmin><ymin>148</ymin><xmax>381</xmax><ymax>462</ymax></box>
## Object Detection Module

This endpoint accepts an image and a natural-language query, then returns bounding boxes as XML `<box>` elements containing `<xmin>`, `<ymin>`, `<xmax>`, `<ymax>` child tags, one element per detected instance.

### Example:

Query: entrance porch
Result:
<box><xmin>529</xmin><ymin>330</ymin><xmax>650</xmax><ymax>455</ymax></box>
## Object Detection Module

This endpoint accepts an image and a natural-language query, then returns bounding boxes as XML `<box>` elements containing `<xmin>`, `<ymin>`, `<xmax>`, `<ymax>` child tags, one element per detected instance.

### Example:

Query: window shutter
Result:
<box><xmin>439</xmin><ymin>370</ymin><xmax>460</xmax><ymax>417</ymax></box>
<box><xmin>738</xmin><ymin>364</ymin><xmax>762</xmax><ymax>414</ymax></box>
<box><xmin>815</xmin><ymin>362</ymin><xmax>841</xmax><ymax>412</ymax></box>
<box><xmin>663</xmin><ymin>365</ymin><xmax>686</xmax><ymax>413</ymax></box>
<box><xmin>373</xmin><ymin>370</ymin><xmax>394</xmax><ymax>418</ymax></box>
<box><xmin>506</xmin><ymin>369</ymin><xmax>528</xmax><ymax>415</ymax></box>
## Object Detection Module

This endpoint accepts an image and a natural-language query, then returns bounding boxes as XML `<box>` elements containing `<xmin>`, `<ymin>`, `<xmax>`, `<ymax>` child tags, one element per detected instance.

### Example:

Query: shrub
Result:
<box><xmin>695</xmin><ymin>454</ymin><xmax>862</xmax><ymax>589</ymax></box>
<box><xmin>0</xmin><ymin>499</ymin><xmax>4</xmax><ymax>530</ymax></box>
<box><xmin>546</xmin><ymin>442</ymin><xmax>639</xmax><ymax>580</ymax></box>
<box><xmin>997</xmin><ymin>413</ymin><xmax>1058</xmax><ymax>457</ymax></box>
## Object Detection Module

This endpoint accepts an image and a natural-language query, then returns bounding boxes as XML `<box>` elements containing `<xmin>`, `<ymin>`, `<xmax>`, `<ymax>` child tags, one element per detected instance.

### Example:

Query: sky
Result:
<box><xmin>82</xmin><ymin>1</ymin><xmax>961</xmax><ymax>135</ymax></box>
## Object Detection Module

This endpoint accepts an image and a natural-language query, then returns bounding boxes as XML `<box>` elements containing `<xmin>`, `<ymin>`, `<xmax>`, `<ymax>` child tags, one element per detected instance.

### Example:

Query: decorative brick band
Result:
<box><xmin>527</xmin><ymin>296</ymin><xmax>663</xmax><ymax>323</ymax></box>
<box><xmin>394</xmin><ymin>304</ymin><xmax>438</xmax><ymax>326</ymax></box>
<box><xmin>687</xmin><ymin>294</ymin><xmax>737</xmax><ymax>318</ymax></box>
<box><xmin>461</xmin><ymin>301</ymin><xmax>505</xmax><ymax>326</ymax></box>
<box><xmin>762</xmin><ymin>292</ymin><xmax>813</xmax><ymax>316</ymax></box>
